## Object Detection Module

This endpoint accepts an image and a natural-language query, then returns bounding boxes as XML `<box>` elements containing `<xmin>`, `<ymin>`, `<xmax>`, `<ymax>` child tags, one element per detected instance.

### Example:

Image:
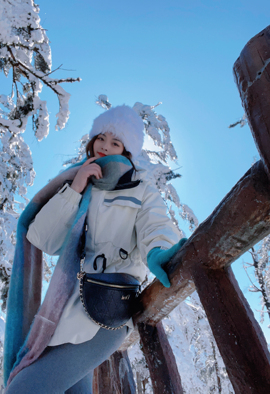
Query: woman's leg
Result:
<box><xmin>65</xmin><ymin>372</ymin><xmax>93</xmax><ymax>394</ymax></box>
<box><xmin>6</xmin><ymin>326</ymin><xmax>127</xmax><ymax>394</ymax></box>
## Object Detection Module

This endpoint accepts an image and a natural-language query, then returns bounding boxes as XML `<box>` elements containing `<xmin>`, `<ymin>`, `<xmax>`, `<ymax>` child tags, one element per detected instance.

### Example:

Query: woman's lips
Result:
<box><xmin>97</xmin><ymin>152</ymin><xmax>107</xmax><ymax>157</ymax></box>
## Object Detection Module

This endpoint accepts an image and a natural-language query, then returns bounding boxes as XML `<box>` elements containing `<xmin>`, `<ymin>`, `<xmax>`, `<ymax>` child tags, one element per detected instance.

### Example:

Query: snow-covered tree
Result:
<box><xmin>0</xmin><ymin>0</ymin><xmax>80</xmax><ymax>311</ymax></box>
<box><xmin>244</xmin><ymin>239</ymin><xmax>270</xmax><ymax>325</ymax></box>
<box><xmin>132</xmin><ymin>100</ymin><xmax>198</xmax><ymax>233</ymax></box>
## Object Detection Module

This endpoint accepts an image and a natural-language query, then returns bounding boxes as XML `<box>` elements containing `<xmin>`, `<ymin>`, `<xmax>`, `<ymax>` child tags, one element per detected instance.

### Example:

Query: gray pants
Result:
<box><xmin>6</xmin><ymin>326</ymin><xmax>128</xmax><ymax>394</ymax></box>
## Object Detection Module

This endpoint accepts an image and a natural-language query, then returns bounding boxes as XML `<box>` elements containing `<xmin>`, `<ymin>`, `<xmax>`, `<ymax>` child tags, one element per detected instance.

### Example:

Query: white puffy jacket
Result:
<box><xmin>27</xmin><ymin>168</ymin><xmax>180</xmax><ymax>345</ymax></box>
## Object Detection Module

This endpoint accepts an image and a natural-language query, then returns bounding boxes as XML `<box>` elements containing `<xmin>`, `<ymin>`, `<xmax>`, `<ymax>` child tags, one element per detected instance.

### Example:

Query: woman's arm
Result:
<box><xmin>26</xmin><ymin>184</ymin><xmax>82</xmax><ymax>255</ymax></box>
<box><xmin>135</xmin><ymin>180</ymin><xmax>187</xmax><ymax>287</ymax></box>
<box><xmin>135</xmin><ymin>180</ymin><xmax>181</xmax><ymax>263</ymax></box>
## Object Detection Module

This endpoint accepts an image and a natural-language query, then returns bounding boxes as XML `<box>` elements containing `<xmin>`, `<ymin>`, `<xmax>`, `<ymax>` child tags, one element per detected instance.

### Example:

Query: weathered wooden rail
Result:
<box><xmin>93</xmin><ymin>26</ymin><xmax>270</xmax><ymax>393</ymax></box>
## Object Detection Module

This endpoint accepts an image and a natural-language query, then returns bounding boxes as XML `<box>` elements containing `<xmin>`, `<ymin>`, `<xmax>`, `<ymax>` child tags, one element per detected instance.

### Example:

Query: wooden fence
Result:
<box><xmin>93</xmin><ymin>26</ymin><xmax>270</xmax><ymax>394</ymax></box>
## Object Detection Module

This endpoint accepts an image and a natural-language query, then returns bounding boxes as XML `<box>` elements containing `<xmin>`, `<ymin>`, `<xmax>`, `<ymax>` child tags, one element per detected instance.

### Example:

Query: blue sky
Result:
<box><xmin>20</xmin><ymin>0</ymin><xmax>270</xmax><ymax>339</ymax></box>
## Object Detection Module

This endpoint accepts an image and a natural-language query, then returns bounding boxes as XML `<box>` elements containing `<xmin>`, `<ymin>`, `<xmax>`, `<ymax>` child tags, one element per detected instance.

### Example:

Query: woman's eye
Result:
<box><xmin>113</xmin><ymin>143</ymin><xmax>119</xmax><ymax>147</ymax></box>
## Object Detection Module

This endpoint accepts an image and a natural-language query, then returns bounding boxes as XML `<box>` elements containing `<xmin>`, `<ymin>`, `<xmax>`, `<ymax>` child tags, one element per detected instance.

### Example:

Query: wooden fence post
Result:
<box><xmin>93</xmin><ymin>359</ymin><xmax>112</xmax><ymax>393</ymax></box>
<box><xmin>129</xmin><ymin>160</ymin><xmax>270</xmax><ymax>332</ymax></box>
<box><xmin>93</xmin><ymin>369</ymin><xmax>99</xmax><ymax>394</ymax></box>
<box><xmin>93</xmin><ymin>350</ymin><xmax>135</xmax><ymax>394</ymax></box>
<box><xmin>234</xmin><ymin>25</ymin><xmax>270</xmax><ymax>180</ymax></box>
<box><xmin>192</xmin><ymin>265</ymin><xmax>270</xmax><ymax>394</ymax></box>
<box><xmin>138</xmin><ymin>321</ymin><xmax>184</xmax><ymax>394</ymax></box>
<box><xmin>110</xmin><ymin>350</ymin><xmax>136</xmax><ymax>394</ymax></box>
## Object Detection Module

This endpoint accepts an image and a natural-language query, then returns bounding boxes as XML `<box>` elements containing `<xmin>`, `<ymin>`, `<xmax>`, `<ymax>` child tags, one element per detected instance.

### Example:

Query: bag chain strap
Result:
<box><xmin>76</xmin><ymin>216</ymin><xmax>127</xmax><ymax>330</ymax></box>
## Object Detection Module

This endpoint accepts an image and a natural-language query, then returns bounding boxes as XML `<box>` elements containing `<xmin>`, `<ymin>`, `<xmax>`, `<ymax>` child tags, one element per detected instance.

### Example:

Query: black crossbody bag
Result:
<box><xmin>77</xmin><ymin>218</ymin><xmax>141</xmax><ymax>330</ymax></box>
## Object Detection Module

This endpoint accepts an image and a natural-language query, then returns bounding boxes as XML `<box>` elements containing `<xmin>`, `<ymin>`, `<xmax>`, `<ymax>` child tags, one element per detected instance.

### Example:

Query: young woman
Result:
<box><xmin>4</xmin><ymin>105</ymin><xmax>186</xmax><ymax>393</ymax></box>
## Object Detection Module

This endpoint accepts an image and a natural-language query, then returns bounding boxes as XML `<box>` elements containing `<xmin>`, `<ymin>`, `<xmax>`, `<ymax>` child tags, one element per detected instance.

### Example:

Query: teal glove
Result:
<box><xmin>147</xmin><ymin>238</ymin><xmax>188</xmax><ymax>288</ymax></box>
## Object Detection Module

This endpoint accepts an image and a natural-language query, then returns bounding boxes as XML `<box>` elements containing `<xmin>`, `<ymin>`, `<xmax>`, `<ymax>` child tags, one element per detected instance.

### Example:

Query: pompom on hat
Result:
<box><xmin>89</xmin><ymin>105</ymin><xmax>145</xmax><ymax>158</ymax></box>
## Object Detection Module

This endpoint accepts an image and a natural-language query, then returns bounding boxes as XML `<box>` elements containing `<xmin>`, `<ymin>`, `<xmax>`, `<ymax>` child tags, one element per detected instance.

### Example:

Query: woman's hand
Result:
<box><xmin>70</xmin><ymin>157</ymin><xmax>102</xmax><ymax>194</ymax></box>
<box><xmin>147</xmin><ymin>238</ymin><xmax>188</xmax><ymax>287</ymax></box>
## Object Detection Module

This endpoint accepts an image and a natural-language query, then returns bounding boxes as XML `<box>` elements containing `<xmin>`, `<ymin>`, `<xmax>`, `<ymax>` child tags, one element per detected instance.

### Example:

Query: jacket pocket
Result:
<box><xmin>94</xmin><ymin>195</ymin><xmax>140</xmax><ymax>251</ymax></box>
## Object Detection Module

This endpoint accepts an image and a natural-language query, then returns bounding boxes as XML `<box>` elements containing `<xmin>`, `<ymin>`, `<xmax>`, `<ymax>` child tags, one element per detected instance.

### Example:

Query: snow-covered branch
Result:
<box><xmin>0</xmin><ymin>0</ymin><xmax>81</xmax><ymax>312</ymax></box>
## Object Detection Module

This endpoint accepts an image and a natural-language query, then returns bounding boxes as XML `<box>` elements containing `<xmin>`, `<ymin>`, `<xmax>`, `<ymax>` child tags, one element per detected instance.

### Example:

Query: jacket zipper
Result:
<box><xmin>86</xmin><ymin>278</ymin><xmax>138</xmax><ymax>289</ymax></box>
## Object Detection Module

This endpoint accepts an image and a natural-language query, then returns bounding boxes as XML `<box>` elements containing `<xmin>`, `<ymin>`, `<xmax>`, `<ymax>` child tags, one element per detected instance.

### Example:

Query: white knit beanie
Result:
<box><xmin>89</xmin><ymin>105</ymin><xmax>145</xmax><ymax>158</ymax></box>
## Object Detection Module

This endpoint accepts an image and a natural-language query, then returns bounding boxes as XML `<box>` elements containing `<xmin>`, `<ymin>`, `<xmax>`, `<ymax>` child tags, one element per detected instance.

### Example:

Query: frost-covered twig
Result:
<box><xmin>228</xmin><ymin>113</ymin><xmax>247</xmax><ymax>129</ymax></box>
<box><xmin>244</xmin><ymin>239</ymin><xmax>270</xmax><ymax>324</ymax></box>
<box><xmin>250</xmin><ymin>247</ymin><xmax>270</xmax><ymax>321</ymax></box>
<box><xmin>95</xmin><ymin>94</ymin><xmax>112</xmax><ymax>110</ymax></box>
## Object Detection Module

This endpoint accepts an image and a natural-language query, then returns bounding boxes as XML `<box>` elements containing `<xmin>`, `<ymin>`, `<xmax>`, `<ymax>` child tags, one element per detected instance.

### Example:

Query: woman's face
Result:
<box><xmin>93</xmin><ymin>132</ymin><xmax>124</xmax><ymax>158</ymax></box>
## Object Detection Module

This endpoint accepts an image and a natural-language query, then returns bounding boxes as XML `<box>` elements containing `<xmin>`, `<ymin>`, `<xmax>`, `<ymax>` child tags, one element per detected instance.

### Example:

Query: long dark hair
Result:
<box><xmin>86</xmin><ymin>135</ymin><xmax>137</xmax><ymax>171</ymax></box>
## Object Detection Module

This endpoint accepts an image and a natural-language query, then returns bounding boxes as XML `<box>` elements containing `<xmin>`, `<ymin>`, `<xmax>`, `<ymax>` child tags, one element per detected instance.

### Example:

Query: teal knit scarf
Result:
<box><xmin>4</xmin><ymin>155</ymin><xmax>132</xmax><ymax>388</ymax></box>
